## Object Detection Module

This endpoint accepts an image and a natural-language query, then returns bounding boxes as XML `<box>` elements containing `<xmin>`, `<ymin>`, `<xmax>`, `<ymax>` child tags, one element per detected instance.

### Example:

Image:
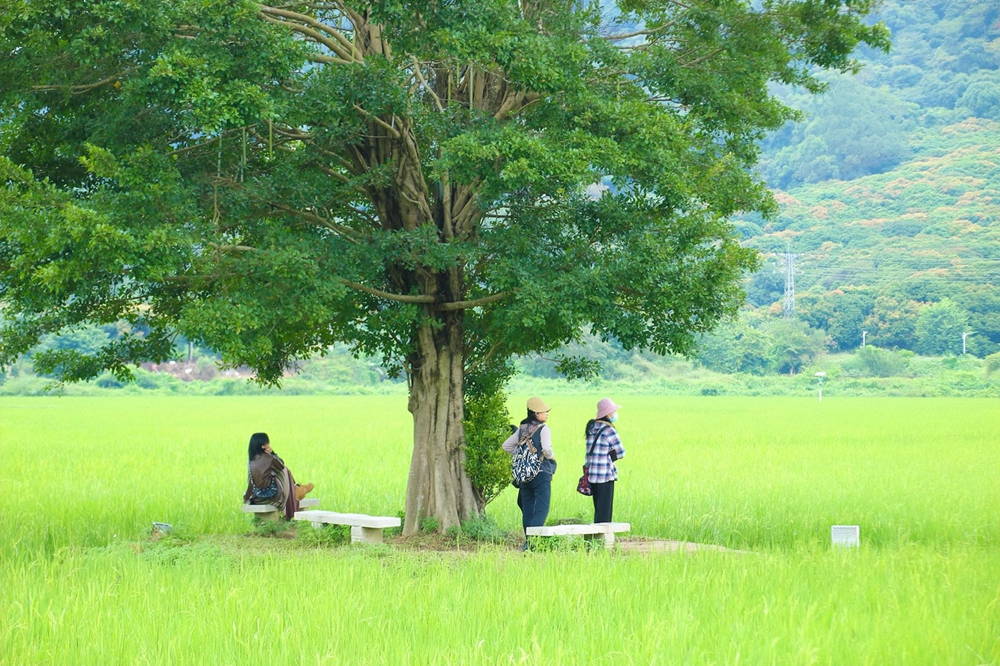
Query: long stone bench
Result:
<box><xmin>525</xmin><ymin>522</ymin><xmax>631</xmax><ymax>549</ymax></box>
<box><xmin>293</xmin><ymin>510</ymin><xmax>401</xmax><ymax>544</ymax></box>
<box><xmin>243</xmin><ymin>497</ymin><xmax>319</xmax><ymax>520</ymax></box>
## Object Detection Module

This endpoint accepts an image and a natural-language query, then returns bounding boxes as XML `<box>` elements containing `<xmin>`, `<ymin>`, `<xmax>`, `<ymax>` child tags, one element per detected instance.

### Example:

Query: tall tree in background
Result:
<box><xmin>915</xmin><ymin>299</ymin><xmax>968</xmax><ymax>356</ymax></box>
<box><xmin>0</xmin><ymin>0</ymin><xmax>888</xmax><ymax>533</ymax></box>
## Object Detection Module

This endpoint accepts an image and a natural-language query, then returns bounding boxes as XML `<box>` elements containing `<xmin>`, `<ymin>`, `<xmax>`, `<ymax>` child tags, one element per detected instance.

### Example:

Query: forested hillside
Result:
<box><xmin>726</xmin><ymin>0</ymin><xmax>1000</xmax><ymax>366</ymax></box>
<box><xmin>759</xmin><ymin>0</ymin><xmax>999</xmax><ymax>189</ymax></box>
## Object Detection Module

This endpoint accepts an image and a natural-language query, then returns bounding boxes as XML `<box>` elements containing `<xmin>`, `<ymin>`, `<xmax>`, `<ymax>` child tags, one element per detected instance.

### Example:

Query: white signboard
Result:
<box><xmin>831</xmin><ymin>525</ymin><xmax>860</xmax><ymax>548</ymax></box>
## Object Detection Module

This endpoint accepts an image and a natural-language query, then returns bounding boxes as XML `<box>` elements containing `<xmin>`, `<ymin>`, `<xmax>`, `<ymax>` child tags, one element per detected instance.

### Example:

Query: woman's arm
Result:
<box><xmin>539</xmin><ymin>425</ymin><xmax>555</xmax><ymax>460</ymax></box>
<box><xmin>501</xmin><ymin>429</ymin><xmax>519</xmax><ymax>454</ymax></box>
<box><xmin>606</xmin><ymin>429</ymin><xmax>625</xmax><ymax>461</ymax></box>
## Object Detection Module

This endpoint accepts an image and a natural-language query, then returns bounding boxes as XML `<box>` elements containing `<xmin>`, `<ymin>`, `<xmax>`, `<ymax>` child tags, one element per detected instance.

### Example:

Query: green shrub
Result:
<box><xmin>251</xmin><ymin>518</ymin><xmax>294</xmax><ymax>538</ymax></box>
<box><xmin>95</xmin><ymin>373</ymin><xmax>125</xmax><ymax>389</ymax></box>
<box><xmin>456</xmin><ymin>514</ymin><xmax>508</xmax><ymax>544</ymax></box>
<box><xmin>463</xmin><ymin>388</ymin><xmax>513</xmax><ymax>508</ymax></box>
<box><xmin>295</xmin><ymin>523</ymin><xmax>350</xmax><ymax>547</ymax></box>
<box><xmin>985</xmin><ymin>352</ymin><xmax>1000</xmax><ymax>377</ymax></box>
<box><xmin>844</xmin><ymin>346</ymin><xmax>908</xmax><ymax>377</ymax></box>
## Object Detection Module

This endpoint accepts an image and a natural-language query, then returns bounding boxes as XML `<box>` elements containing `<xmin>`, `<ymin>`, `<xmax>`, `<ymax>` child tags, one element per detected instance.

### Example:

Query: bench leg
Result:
<box><xmin>351</xmin><ymin>526</ymin><xmax>384</xmax><ymax>544</ymax></box>
<box><xmin>603</xmin><ymin>532</ymin><xmax>615</xmax><ymax>549</ymax></box>
<box><xmin>254</xmin><ymin>511</ymin><xmax>279</xmax><ymax>523</ymax></box>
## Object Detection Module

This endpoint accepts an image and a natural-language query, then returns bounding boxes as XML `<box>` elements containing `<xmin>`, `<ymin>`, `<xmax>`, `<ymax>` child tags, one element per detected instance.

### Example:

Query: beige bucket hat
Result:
<box><xmin>526</xmin><ymin>397</ymin><xmax>551</xmax><ymax>413</ymax></box>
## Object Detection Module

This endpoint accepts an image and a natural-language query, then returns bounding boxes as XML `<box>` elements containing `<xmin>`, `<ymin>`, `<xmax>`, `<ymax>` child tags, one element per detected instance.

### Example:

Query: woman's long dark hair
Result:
<box><xmin>248</xmin><ymin>432</ymin><xmax>270</xmax><ymax>461</ymax></box>
<box><xmin>520</xmin><ymin>410</ymin><xmax>542</xmax><ymax>425</ymax></box>
<box><xmin>585</xmin><ymin>418</ymin><xmax>611</xmax><ymax>436</ymax></box>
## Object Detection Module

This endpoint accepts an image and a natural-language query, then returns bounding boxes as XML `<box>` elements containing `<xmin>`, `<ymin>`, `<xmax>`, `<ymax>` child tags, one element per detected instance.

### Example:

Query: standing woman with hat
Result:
<box><xmin>502</xmin><ymin>397</ymin><xmax>557</xmax><ymax>549</ymax></box>
<box><xmin>585</xmin><ymin>398</ymin><xmax>626</xmax><ymax>523</ymax></box>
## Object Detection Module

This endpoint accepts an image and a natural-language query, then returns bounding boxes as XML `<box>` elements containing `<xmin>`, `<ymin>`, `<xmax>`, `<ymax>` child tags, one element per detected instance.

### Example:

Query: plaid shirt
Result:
<box><xmin>585</xmin><ymin>422</ymin><xmax>625</xmax><ymax>484</ymax></box>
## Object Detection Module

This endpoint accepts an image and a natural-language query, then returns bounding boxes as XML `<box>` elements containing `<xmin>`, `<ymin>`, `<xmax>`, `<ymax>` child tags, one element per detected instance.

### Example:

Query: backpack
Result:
<box><xmin>511</xmin><ymin>424</ymin><xmax>544</xmax><ymax>487</ymax></box>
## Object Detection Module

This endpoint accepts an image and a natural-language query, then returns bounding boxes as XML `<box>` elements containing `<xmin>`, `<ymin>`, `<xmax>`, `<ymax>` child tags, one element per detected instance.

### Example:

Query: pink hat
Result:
<box><xmin>595</xmin><ymin>398</ymin><xmax>622</xmax><ymax>420</ymax></box>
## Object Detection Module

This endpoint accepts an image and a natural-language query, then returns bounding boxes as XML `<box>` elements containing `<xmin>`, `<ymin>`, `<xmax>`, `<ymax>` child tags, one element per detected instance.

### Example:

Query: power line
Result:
<box><xmin>757</xmin><ymin>251</ymin><xmax>1000</xmax><ymax>284</ymax></box>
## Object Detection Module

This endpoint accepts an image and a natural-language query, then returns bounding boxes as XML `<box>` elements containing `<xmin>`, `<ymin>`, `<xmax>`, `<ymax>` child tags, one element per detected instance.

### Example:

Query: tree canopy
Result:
<box><xmin>1</xmin><ymin>0</ymin><xmax>888</xmax><ymax>532</ymax></box>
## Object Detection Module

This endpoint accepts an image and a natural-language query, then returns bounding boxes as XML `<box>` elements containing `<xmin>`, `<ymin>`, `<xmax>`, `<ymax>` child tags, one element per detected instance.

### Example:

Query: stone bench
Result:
<box><xmin>243</xmin><ymin>497</ymin><xmax>319</xmax><ymax>520</ymax></box>
<box><xmin>526</xmin><ymin>522</ymin><xmax>631</xmax><ymax>549</ymax></box>
<box><xmin>293</xmin><ymin>510</ymin><xmax>401</xmax><ymax>544</ymax></box>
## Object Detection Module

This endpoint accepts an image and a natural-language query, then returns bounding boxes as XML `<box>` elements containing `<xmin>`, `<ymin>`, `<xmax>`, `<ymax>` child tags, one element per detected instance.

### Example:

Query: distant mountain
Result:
<box><xmin>760</xmin><ymin>0</ymin><xmax>1000</xmax><ymax>189</ymax></box>
<box><xmin>739</xmin><ymin>0</ymin><xmax>1000</xmax><ymax>358</ymax></box>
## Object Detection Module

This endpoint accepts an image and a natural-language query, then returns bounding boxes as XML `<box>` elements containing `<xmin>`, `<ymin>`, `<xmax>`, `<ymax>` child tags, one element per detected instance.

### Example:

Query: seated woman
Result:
<box><xmin>242</xmin><ymin>432</ymin><xmax>313</xmax><ymax>520</ymax></box>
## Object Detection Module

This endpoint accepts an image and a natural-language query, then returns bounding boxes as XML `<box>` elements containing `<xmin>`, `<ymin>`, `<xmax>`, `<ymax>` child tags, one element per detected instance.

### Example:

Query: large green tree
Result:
<box><xmin>0</xmin><ymin>0</ymin><xmax>887</xmax><ymax>533</ymax></box>
<box><xmin>915</xmin><ymin>298</ymin><xmax>968</xmax><ymax>356</ymax></box>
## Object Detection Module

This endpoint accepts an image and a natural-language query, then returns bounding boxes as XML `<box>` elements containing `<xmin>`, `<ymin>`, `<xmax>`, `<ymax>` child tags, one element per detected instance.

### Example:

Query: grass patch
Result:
<box><xmin>1</xmin><ymin>395</ymin><xmax>998</xmax><ymax>663</ymax></box>
<box><xmin>295</xmin><ymin>522</ymin><xmax>351</xmax><ymax>547</ymax></box>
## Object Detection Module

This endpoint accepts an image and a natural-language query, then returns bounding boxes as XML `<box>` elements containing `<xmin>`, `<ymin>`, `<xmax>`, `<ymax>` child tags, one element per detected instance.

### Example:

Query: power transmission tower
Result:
<box><xmin>781</xmin><ymin>244</ymin><xmax>796</xmax><ymax>318</ymax></box>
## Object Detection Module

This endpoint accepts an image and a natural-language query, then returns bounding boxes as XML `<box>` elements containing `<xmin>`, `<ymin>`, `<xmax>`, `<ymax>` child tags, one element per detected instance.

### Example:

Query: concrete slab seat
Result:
<box><xmin>526</xmin><ymin>522</ymin><xmax>631</xmax><ymax>549</ymax></box>
<box><xmin>242</xmin><ymin>498</ymin><xmax>320</xmax><ymax>520</ymax></box>
<box><xmin>293</xmin><ymin>510</ymin><xmax>401</xmax><ymax>544</ymax></box>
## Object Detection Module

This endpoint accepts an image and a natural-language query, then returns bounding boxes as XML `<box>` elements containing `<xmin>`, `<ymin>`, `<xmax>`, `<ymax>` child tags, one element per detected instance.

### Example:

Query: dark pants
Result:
<box><xmin>517</xmin><ymin>472</ymin><xmax>552</xmax><ymax>532</ymax></box>
<box><xmin>591</xmin><ymin>480</ymin><xmax>615</xmax><ymax>523</ymax></box>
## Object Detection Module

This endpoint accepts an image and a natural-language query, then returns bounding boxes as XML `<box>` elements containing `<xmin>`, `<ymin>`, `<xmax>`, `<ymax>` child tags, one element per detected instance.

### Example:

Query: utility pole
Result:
<box><xmin>781</xmin><ymin>244</ymin><xmax>796</xmax><ymax>319</ymax></box>
<box><xmin>963</xmin><ymin>332</ymin><xmax>967</xmax><ymax>355</ymax></box>
<box><xmin>862</xmin><ymin>331</ymin><xmax>867</xmax><ymax>348</ymax></box>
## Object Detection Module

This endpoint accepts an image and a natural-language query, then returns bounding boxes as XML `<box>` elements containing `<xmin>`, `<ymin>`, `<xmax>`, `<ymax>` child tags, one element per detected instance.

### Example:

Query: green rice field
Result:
<box><xmin>2</xmin><ymin>395</ymin><xmax>998</xmax><ymax>664</ymax></box>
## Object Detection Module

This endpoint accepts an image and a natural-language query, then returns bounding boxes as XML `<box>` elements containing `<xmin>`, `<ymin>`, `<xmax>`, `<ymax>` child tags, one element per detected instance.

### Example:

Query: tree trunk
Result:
<box><xmin>403</xmin><ymin>310</ymin><xmax>478</xmax><ymax>535</ymax></box>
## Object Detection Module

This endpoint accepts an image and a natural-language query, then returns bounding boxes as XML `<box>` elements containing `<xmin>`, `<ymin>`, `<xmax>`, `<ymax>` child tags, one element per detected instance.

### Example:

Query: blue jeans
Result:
<box><xmin>517</xmin><ymin>471</ymin><xmax>552</xmax><ymax>532</ymax></box>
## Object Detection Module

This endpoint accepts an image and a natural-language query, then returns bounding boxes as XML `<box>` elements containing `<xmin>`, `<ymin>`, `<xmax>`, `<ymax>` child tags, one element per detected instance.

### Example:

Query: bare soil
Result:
<box><xmin>615</xmin><ymin>539</ymin><xmax>743</xmax><ymax>554</ymax></box>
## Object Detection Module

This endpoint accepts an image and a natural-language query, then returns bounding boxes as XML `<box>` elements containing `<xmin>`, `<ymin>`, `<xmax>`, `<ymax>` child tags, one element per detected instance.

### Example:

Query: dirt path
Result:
<box><xmin>617</xmin><ymin>539</ymin><xmax>744</xmax><ymax>554</ymax></box>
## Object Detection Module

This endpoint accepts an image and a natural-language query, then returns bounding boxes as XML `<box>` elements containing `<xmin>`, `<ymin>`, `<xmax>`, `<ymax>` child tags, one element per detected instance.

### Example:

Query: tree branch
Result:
<box><xmin>437</xmin><ymin>291</ymin><xmax>511</xmax><ymax>311</ymax></box>
<box><xmin>260</xmin><ymin>4</ymin><xmax>360</xmax><ymax>58</ymax></box>
<box><xmin>315</xmin><ymin>163</ymin><xmax>352</xmax><ymax>184</ymax></box>
<box><xmin>32</xmin><ymin>72</ymin><xmax>125</xmax><ymax>94</ymax></box>
<box><xmin>207</xmin><ymin>243</ymin><xmax>256</xmax><ymax>252</ymax></box>
<box><xmin>266</xmin><ymin>124</ymin><xmax>312</xmax><ymax>141</ymax></box>
<box><xmin>353</xmin><ymin>104</ymin><xmax>402</xmax><ymax>138</ymax></box>
<box><xmin>601</xmin><ymin>21</ymin><xmax>676</xmax><ymax>41</ymax></box>
<box><xmin>307</xmin><ymin>53</ymin><xmax>354</xmax><ymax>66</ymax></box>
<box><xmin>340</xmin><ymin>279</ymin><xmax>435</xmax><ymax>304</ymax></box>
<box><xmin>680</xmin><ymin>48</ymin><xmax>725</xmax><ymax>69</ymax></box>
<box><xmin>168</xmin><ymin>135</ymin><xmax>223</xmax><ymax>156</ymax></box>
<box><xmin>452</xmin><ymin>180</ymin><xmax>482</xmax><ymax>235</ymax></box>
<box><xmin>466</xmin><ymin>339</ymin><xmax>503</xmax><ymax>374</ymax></box>
<box><xmin>314</xmin><ymin>146</ymin><xmax>360</xmax><ymax>173</ymax></box>
<box><xmin>265</xmin><ymin>201</ymin><xmax>364</xmax><ymax>242</ymax></box>
<box><xmin>494</xmin><ymin>89</ymin><xmax>525</xmax><ymax>121</ymax></box>
<box><xmin>259</xmin><ymin>13</ymin><xmax>354</xmax><ymax>62</ymax></box>
<box><xmin>410</xmin><ymin>57</ymin><xmax>445</xmax><ymax>112</ymax></box>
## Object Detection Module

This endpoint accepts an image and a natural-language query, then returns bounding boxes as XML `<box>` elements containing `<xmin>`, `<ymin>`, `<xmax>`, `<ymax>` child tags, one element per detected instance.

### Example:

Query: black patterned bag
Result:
<box><xmin>511</xmin><ymin>424</ymin><xmax>543</xmax><ymax>487</ymax></box>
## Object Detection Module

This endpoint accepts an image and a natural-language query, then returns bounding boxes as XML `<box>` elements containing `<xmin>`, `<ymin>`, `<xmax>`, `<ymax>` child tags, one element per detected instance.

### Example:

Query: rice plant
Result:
<box><xmin>1</xmin><ymin>396</ymin><xmax>997</xmax><ymax>664</ymax></box>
